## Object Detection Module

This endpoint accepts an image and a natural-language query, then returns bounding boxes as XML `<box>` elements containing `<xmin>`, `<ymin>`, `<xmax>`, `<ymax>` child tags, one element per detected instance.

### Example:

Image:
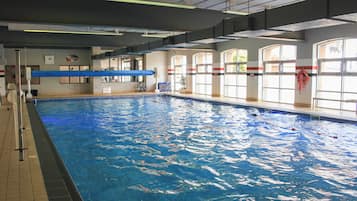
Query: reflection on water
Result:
<box><xmin>36</xmin><ymin>96</ymin><xmax>357</xmax><ymax>201</ymax></box>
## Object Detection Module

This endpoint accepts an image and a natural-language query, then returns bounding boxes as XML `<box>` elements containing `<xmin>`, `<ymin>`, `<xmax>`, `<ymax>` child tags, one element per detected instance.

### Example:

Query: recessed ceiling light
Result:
<box><xmin>107</xmin><ymin>0</ymin><xmax>195</xmax><ymax>9</ymax></box>
<box><xmin>24</xmin><ymin>29</ymin><xmax>123</xmax><ymax>36</ymax></box>
<box><xmin>223</xmin><ymin>10</ymin><xmax>249</xmax><ymax>16</ymax></box>
<box><xmin>142</xmin><ymin>33</ymin><xmax>170</xmax><ymax>38</ymax></box>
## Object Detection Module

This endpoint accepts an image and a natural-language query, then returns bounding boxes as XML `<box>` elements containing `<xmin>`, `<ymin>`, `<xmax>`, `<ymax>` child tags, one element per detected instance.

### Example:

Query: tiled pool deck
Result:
<box><xmin>0</xmin><ymin>104</ymin><xmax>48</xmax><ymax>201</ymax></box>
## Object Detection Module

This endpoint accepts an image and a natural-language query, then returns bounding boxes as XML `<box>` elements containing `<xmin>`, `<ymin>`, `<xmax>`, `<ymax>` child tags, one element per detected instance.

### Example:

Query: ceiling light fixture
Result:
<box><xmin>24</xmin><ymin>29</ymin><xmax>123</xmax><ymax>36</ymax></box>
<box><xmin>223</xmin><ymin>10</ymin><xmax>249</xmax><ymax>15</ymax></box>
<box><xmin>141</xmin><ymin>33</ymin><xmax>171</xmax><ymax>38</ymax></box>
<box><xmin>107</xmin><ymin>0</ymin><xmax>195</xmax><ymax>9</ymax></box>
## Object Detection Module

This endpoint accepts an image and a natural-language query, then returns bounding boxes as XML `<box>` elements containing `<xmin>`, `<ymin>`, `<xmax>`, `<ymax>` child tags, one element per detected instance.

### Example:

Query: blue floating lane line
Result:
<box><xmin>31</xmin><ymin>70</ymin><xmax>155</xmax><ymax>77</ymax></box>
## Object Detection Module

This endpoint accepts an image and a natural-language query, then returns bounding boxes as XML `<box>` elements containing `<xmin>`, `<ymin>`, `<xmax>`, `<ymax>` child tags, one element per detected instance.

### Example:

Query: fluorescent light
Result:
<box><xmin>107</xmin><ymin>0</ymin><xmax>195</xmax><ymax>9</ymax></box>
<box><xmin>24</xmin><ymin>29</ymin><xmax>123</xmax><ymax>36</ymax></box>
<box><xmin>142</xmin><ymin>33</ymin><xmax>170</xmax><ymax>38</ymax></box>
<box><xmin>223</xmin><ymin>10</ymin><xmax>249</xmax><ymax>15</ymax></box>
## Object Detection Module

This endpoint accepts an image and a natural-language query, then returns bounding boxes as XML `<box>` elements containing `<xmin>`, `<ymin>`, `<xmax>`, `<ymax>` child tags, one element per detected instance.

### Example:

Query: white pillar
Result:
<box><xmin>294</xmin><ymin>59</ymin><xmax>315</xmax><ymax>107</ymax></box>
<box><xmin>212</xmin><ymin>51</ymin><xmax>223</xmax><ymax>97</ymax></box>
<box><xmin>0</xmin><ymin>44</ymin><xmax>6</xmax><ymax>105</ymax></box>
<box><xmin>91</xmin><ymin>47</ymin><xmax>104</xmax><ymax>94</ymax></box>
<box><xmin>246</xmin><ymin>61</ymin><xmax>262</xmax><ymax>101</ymax></box>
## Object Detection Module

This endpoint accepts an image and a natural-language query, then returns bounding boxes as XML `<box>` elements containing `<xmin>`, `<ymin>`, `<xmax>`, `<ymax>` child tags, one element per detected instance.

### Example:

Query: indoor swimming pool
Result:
<box><xmin>35</xmin><ymin>95</ymin><xmax>357</xmax><ymax>201</ymax></box>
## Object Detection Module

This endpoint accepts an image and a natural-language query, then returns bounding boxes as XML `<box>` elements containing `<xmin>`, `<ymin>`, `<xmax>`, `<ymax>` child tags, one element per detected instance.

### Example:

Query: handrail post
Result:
<box><xmin>15</xmin><ymin>49</ymin><xmax>24</xmax><ymax>161</ymax></box>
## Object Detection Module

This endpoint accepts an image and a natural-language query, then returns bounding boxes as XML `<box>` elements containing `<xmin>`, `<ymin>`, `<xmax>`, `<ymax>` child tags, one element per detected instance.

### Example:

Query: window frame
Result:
<box><xmin>222</xmin><ymin>49</ymin><xmax>248</xmax><ymax>99</ymax></box>
<box><xmin>194</xmin><ymin>52</ymin><xmax>213</xmax><ymax>96</ymax></box>
<box><xmin>262</xmin><ymin>45</ymin><xmax>297</xmax><ymax>104</ymax></box>
<box><xmin>171</xmin><ymin>55</ymin><xmax>187</xmax><ymax>91</ymax></box>
<box><xmin>316</xmin><ymin>39</ymin><xmax>357</xmax><ymax>111</ymax></box>
<box><xmin>59</xmin><ymin>65</ymin><xmax>89</xmax><ymax>84</ymax></box>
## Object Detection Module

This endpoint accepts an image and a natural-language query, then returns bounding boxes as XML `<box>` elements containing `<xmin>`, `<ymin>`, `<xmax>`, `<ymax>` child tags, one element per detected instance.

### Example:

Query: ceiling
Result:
<box><xmin>152</xmin><ymin>0</ymin><xmax>305</xmax><ymax>14</ymax></box>
<box><xmin>0</xmin><ymin>0</ymin><xmax>308</xmax><ymax>49</ymax></box>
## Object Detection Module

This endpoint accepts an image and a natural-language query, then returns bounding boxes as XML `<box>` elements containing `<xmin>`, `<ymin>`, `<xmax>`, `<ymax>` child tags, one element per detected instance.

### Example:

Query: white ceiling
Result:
<box><xmin>156</xmin><ymin>0</ymin><xmax>305</xmax><ymax>14</ymax></box>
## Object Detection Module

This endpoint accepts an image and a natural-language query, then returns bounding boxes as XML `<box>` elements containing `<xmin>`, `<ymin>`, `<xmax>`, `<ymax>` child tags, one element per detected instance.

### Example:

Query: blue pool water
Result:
<box><xmin>35</xmin><ymin>95</ymin><xmax>357</xmax><ymax>201</ymax></box>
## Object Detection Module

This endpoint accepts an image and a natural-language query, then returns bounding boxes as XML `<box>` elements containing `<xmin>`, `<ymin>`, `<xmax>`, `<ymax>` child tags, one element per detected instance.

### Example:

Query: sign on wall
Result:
<box><xmin>66</xmin><ymin>55</ymin><xmax>80</xmax><ymax>63</ymax></box>
<box><xmin>45</xmin><ymin>55</ymin><xmax>55</xmax><ymax>65</ymax></box>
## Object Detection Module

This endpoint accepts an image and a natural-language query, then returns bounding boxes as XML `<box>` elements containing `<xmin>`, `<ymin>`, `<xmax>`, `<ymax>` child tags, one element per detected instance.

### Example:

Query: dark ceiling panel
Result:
<box><xmin>0</xmin><ymin>28</ymin><xmax>156</xmax><ymax>48</ymax></box>
<box><xmin>0</xmin><ymin>0</ymin><xmax>234</xmax><ymax>32</ymax></box>
<box><xmin>330</xmin><ymin>0</ymin><xmax>357</xmax><ymax>22</ymax></box>
<box><xmin>267</xmin><ymin>0</ymin><xmax>347</xmax><ymax>31</ymax></box>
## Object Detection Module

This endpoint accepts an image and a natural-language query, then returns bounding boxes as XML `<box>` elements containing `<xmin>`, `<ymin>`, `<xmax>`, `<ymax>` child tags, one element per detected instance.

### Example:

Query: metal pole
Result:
<box><xmin>15</xmin><ymin>49</ymin><xmax>24</xmax><ymax>161</ymax></box>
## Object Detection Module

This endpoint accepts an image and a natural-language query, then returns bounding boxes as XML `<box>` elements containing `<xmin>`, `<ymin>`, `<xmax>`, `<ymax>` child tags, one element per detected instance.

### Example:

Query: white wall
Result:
<box><xmin>5</xmin><ymin>48</ymin><xmax>91</xmax><ymax>96</ymax></box>
<box><xmin>145</xmin><ymin>51</ymin><xmax>168</xmax><ymax>91</ymax></box>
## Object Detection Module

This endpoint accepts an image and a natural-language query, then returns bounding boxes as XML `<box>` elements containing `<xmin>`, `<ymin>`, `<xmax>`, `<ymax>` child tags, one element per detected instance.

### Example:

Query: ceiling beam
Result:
<box><xmin>0</xmin><ymin>0</ymin><xmax>234</xmax><ymax>32</ymax></box>
<box><xmin>0</xmin><ymin>28</ymin><xmax>156</xmax><ymax>48</ymax></box>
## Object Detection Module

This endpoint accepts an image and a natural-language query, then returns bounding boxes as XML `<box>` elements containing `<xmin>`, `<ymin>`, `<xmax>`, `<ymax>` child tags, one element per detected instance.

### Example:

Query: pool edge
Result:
<box><xmin>167</xmin><ymin>93</ymin><xmax>357</xmax><ymax>124</ymax></box>
<box><xmin>27</xmin><ymin>102</ymin><xmax>83</xmax><ymax>201</ymax></box>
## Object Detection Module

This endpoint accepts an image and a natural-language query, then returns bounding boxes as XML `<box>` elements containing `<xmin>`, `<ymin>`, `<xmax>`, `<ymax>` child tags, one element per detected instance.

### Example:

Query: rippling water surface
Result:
<box><xmin>36</xmin><ymin>95</ymin><xmax>357</xmax><ymax>201</ymax></box>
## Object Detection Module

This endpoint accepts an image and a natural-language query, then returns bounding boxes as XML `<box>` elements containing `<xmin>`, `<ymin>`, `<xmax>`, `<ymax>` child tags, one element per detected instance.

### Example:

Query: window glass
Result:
<box><xmin>318</xmin><ymin>40</ymin><xmax>343</xmax><ymax>59</ymax></box>
<box><xmin>237</xmin><ymin>74</ymin><xmax>247</xmax><ymax>86</ymax></box>
<box><xmin>342</xmin><ymin>93</ymin><xmax>357</xmax><ymax>111</ymax></box>
<box><xmin>317</xmin><ymin>76</ymin><xmax>341</xmax><ymax>91</ymax></box>
<box><xmin>225</xmin><ymin>64</ymin><xmax>237</xmax><ymax>73</ymax></box>
<box><xmin>59</xmin><ymin>66</ymin><xmax>69</xmax><ymax>84</ymax></box>
<box><xmin>346</xmin><ymin>61</ymin><xmax>357</xmax><ymax>72</ymax></box>
<box><xmin>316</xmin><ymin>39</ymin><xmax>357</xmax><ymax>111</ymax></box>
<box><xmin>263</xmin><ymin>88</ymin><xmax>279</xmax><ymax>102</ymax></box>
<box><xmin>280</xmin><ymin>89</ymin><xmax>295</xmax><ymax>104</ymax></box>
<box><xmin>110</xmin><ymin>57</ymin><xmax>118</xmax><ymax>69</ymax></box>
<box><xmin>317</xmin><ymin>91</ymin><xmax>341</xmax><ymax>100</ymax></box>
<box><xmin>224</xmin><ymin>75</ymin><xmax>237</xmax><ymax>85</ymax></box>
<box><xmin>224</xmin><ymin>49</ymin><xmax>236</xmax><ymax>63</ymax></box>
<box><xmin>238</xmin><ymin>50</ymin><xmax>248</xmax><ymax>63</ymax></box>
<box><xmin>237</xmin><ymin>86</ymin><xmax>247</xmax><ymax>99</ymax></box>
<box><xmin>174</xmin><ymin>55</ymin><xmax>185</xmax><ymax>65</ymax></box>
<box><xmin>263</xmin><ymin>46</ymin><xmax>280</xmax><ymax>61</ymax></box>
<box><xmin>239</xmin><ymin>64</ymin><xmax>247</xmax><ymax>72</ymax></box>
<box><xmin>79</xmin><ymin>66</ymin><xmax>89</xmax><ymax>83</ymax></box>
<box><xmin>280</xmin><ymin>75</ymin><xmax>295</xmax><ymax>89</ymax></box>
<box><xmin>225</xmin><ymin>86</ymin><xmax>237</xmax><ymax>98</ymax></box>
<box><xmin>197</xmin><ymin>65</ymin><xmax>206</xmax><ymax>73</ymax></box>
<box><xmin>320</xmin><ymin>61</ymin><xmax>342</xmax><ymax>73</ymax></box>
<box><xmin>101</xmin><ymin>59</ymin><xmax>110</xmax><ymax>69</ymax></box>
<box><xmin>282</xmin><ymin>63</ymin><xmax>296</xmax><ymax>73</ymax></box>
<box><xmin>69</xmin><ymin>66</ymin><xmax>80</xmax><ymax>83</ymax></box>
<box><xmin>281</xmin><ymin>45</ymin><xmax>297</xmax><ymax>61</ymax></box>
<box><xmin>263</xmin><ymin>75</ymin><xmax>279</xmax><ymax>88</ymax></box>
<box><xmin>262</xmin><ymin>45</ymin><xmax>296</xmax><ymax>104</ymax></box>
<box><xmin>175</xmin><ymin>66</ymin><xmax>182</xmax><ymax>74</ymax></box>
<box><xmin>265</xmin><ymin>63</ymin><xmax>280</xmax><ymax>73</ymax></box>
<box><xmin>343</xmin><ymin>76</ymin><xmax>357</xmax><ymax>93</ymax></box>
<box><xmin>206</xmin><ymin>54</ymin><xmax>213</xmax><ymax>64</ymax></box>
<box><xmin>344</xmin><ymin>39</ymin><xmax>357</xmax><ymax>58</ymax></box>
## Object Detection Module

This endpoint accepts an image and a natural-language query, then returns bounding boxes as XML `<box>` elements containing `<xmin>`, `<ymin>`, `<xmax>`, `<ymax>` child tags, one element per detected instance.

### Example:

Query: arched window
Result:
<box><xmin>222</xmin><ymin>49</ymin><xmax>248</xmax><ymax>99</ymax></box>
<box><xmin>262</xmin><ymin>44</ymin><xmax>297</xmax><ymax>104</ymax></box>
<box><xmin>316</xmin><ymin>38</ymin><xmax>357</xmax><ymax>111</ymax></box>
<box><xmin>193</xmin><ymin>52</ymin><xmax>213</xmax><ymax>95</ymax></box>
<box><xmin>170</xmin><ymin>55</ymin><xmax>187</xmax><ymax>91</ymax></box>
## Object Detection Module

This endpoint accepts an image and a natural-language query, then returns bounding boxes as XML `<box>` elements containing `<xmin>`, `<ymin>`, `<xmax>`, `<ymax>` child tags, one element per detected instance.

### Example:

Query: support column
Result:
<box><xmin>185</xmin><ymin>54</ymin><xmax>194</xmax><ymax>94</ymax></box>
<box><xmin>0</xmin><ymin>44</ymin><xmax>6</xmax><ymax>105</ymax></box>
<box><xmin>212</xmin><ymin>67</ymin><xmax>224</xmax><ymax>97</ymax></box>
<box><xmin>168</xmin><ymin>67</ymin><xmax>174</xmax><ymax>91</ymax></box>
<box><xmin>246</xmin><ymin>61</ymin><xmax>262</xmax><ymax>101</ymax></box>
<box><xmin>294</xmin><ymin>59</ymin><xmax>317</xmax><ymax>107</ymax></box>
<box><xmin>212</xmin><ymin>52</ymin><xmax>223</xmax><ymax>97</ymax></box>
<box><xmin>91</xmin><ymin>47</ymin><xmax>103</xmax><ymax>95</ymax></box>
